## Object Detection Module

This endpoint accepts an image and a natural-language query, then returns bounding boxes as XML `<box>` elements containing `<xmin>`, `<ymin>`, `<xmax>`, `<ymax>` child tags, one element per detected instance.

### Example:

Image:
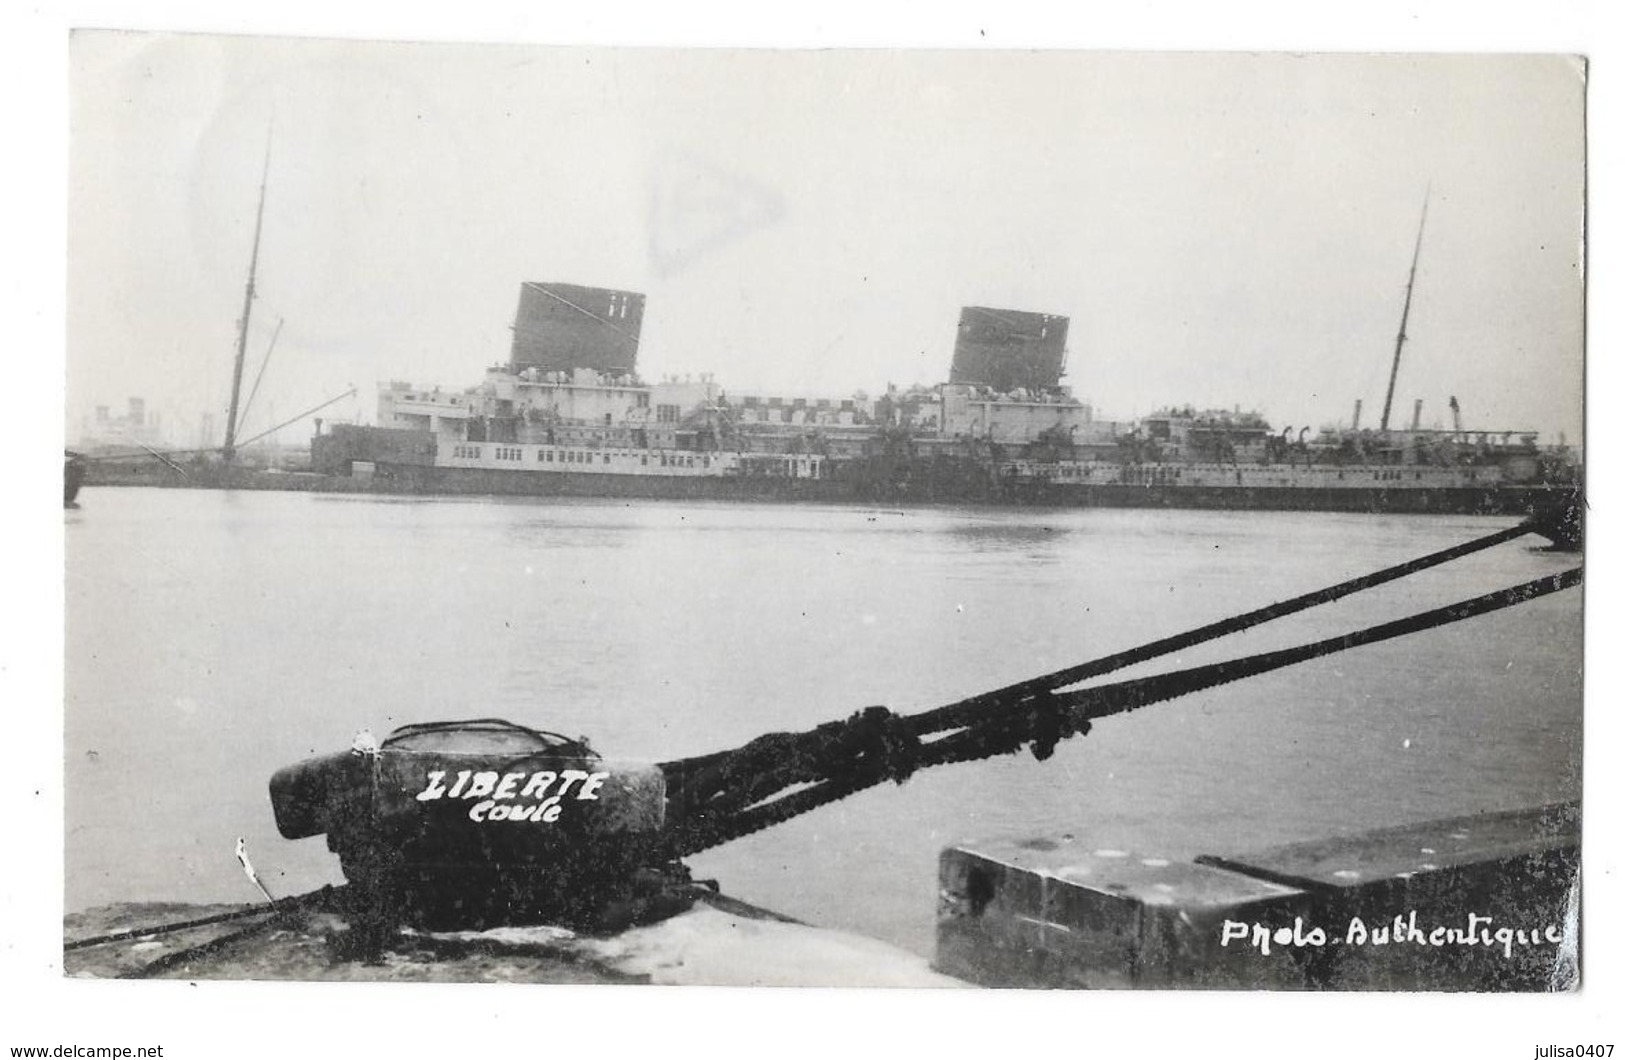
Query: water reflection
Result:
<box><xmin>942</xmin><ymin>519</ymin><xmax>1073</xmax><ymax>555</ymax></box>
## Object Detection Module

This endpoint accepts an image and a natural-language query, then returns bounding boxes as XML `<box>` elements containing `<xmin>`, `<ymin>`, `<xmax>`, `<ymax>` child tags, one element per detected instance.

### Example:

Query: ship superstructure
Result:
<box><xmin>309</xmin><ymin>282</ymin><xmax>1577</xmax><ymax>515</ymax></box>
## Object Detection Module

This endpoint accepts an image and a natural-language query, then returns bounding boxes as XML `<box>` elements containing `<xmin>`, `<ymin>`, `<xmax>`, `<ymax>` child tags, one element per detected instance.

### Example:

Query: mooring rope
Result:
<box><xmin>663</xmin><ymin>563</ymin><xmax>1580</xmax><ymax>857</ymax></box>
<box><xmin>898</xmin><ymin>517</ymin><xmax>1544</xmax><ymax>737</ymax></box>
<box><xmin>661</xmin><ymin>517</ymin><xmax>1546</xmax><ymax>800</ymax></box>
<box><xmin>64</xmin><ymin>886</ymin><xmax>341</xmax><ymax>953</ymax></box>
<box><xmin>115</xmin><ymin>913</ymin><xmax>291</xmax><ymax>980</ymax></box>
<box><xmin>1050</xmin><ymin>568</ymin><xmax>1581</xmax><ymax>724</ymax></box>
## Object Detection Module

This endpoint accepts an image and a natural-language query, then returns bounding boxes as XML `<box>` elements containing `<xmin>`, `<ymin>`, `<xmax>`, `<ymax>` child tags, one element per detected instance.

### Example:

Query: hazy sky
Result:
<box><xmin>68</xmin><ymin>36</ymin><xmax>1585</xmax><ymax>445</ymax></box>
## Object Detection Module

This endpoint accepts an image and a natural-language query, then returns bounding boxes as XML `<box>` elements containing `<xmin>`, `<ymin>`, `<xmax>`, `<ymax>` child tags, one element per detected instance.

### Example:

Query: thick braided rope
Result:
<box><xmin>665</xmin><ymin>566</ymin><xmax>1579</xmax><ymax>857</ymax></box>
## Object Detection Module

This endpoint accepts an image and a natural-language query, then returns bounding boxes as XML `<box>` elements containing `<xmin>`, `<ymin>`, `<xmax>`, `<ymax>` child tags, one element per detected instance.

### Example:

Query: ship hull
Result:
<box><xmin>371</xmin><ymin>462</ymin><xmax>851</xmax><ymax>503</ymax></box>
<box><xmin>64</xmin><ymin>452</ymin><xmax>86</xmax><ymax>506</ymax></box>
<box><xmin>358</xmin><ymin>459</ymin><xmax>1577</xmax><ymax>525</ymax></box>
<box><xmin>995</xmin><ymin>480</ymin><xmax>1573</xmax><ymax>517</ymax></box>
<box><xmin>79</xmin><ymin>451</ymin><xmax>1579</xmax><ymax>530</ymax></box>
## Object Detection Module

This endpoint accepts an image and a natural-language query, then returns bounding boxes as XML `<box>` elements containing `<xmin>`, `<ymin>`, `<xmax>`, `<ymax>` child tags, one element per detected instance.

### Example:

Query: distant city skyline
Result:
<box><xmin>68</xmin><ymin>38</ymin><xmax>1585</xmax><ymax>447</ymax></box>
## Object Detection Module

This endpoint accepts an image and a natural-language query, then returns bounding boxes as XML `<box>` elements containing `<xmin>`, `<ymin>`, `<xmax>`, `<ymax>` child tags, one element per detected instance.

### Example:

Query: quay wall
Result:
<box><xmin>934</xmin><ymin>802</ymin><xmax>1579</xmax><ymax>990</ymax></box>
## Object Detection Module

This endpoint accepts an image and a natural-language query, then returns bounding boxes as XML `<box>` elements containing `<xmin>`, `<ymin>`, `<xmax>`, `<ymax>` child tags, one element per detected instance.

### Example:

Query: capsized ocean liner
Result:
<box><xmin>309</xmin><ymin>280</ymin><xmax>1580</xmax><ymax>524</ymax></box>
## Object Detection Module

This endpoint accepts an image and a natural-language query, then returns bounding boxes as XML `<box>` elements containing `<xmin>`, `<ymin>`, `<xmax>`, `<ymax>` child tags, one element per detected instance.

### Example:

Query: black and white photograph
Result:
<box><xmin>14</xmin><ymin>5</ymin><xmax>1615</xmax><ymax>1056</ymax></box>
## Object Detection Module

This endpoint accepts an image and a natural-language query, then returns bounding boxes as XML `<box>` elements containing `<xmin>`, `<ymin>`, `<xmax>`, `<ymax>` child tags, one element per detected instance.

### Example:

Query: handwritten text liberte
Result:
<box><xmin>414</xmin><ymin>769</ymin><xmax>613</xmax><ymax>823</ymax></box>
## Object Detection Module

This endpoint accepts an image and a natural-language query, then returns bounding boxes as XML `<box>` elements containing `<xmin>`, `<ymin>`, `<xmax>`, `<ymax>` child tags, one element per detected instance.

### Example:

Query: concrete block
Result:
<box><xmin>1199</xmin><ymin>802</ymin><xmax>1579</xmax><ymax>990</ymax></box>
<box><xmin>935</xmin><ymin>836</ymin><xmax>1314</xmax><ymax>989</ymax></box>
<box><xmin>935</xmin><ymin>803</ymin><xmax>1578</xmax><ymax>991</ymax></box>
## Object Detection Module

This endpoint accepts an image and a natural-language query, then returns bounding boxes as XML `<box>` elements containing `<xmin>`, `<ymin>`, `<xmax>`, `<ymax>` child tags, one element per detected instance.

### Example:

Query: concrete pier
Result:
<box><xmin>64</xmin><ymin>893</ymin><xmax>959</xmax><ymax>986</ymax></box>
<box><xmin>935</xmin><ymin>802</ymin><xmax>1578</xmax><ymax>990</ymax></box>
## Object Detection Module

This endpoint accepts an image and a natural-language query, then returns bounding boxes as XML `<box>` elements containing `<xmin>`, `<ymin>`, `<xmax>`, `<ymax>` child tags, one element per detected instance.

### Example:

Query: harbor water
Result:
<box><xmin>64</xmin><ymin>488</ymin><xmax>1583</xmax><ymax>958</ymax></box>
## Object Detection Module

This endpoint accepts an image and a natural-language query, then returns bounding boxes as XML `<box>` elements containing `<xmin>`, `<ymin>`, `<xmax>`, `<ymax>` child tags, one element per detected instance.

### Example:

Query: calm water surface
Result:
<box><xmin>64</xmin><ymin>488</ymin><xmax>1582</xmax><ymax>956</ymax></box>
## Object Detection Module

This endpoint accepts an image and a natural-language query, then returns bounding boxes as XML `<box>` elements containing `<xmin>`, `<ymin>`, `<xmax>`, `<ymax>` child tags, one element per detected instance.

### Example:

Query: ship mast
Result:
<box><xmin>223</xmin><ymin>132</ymin><xmax>272</xmax><ymax>464</ymax></box>
<box><xmin>1378</xmin><ymin>190</ymin><xmax>1429</xmax><ymax>433</ymax></box>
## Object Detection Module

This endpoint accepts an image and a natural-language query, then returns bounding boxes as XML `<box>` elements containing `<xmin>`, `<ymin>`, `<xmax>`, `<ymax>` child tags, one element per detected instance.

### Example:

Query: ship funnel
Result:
<box><xmin>1352</xmin><ymin>399</ymin><xmax>1363</xmax><ymax>431</ymax></box>
<box><xmin>1411</xmin><ymin>399</ymin><xmax>1424</xmax><ymax>431</ymax></box>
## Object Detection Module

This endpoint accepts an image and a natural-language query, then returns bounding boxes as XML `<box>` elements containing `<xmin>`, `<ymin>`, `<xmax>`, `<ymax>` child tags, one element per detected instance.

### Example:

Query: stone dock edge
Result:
<box><xmin>934</xmin><ymin>801</ymin><xmax>1579</xmax><ymax>990</ymax></box>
